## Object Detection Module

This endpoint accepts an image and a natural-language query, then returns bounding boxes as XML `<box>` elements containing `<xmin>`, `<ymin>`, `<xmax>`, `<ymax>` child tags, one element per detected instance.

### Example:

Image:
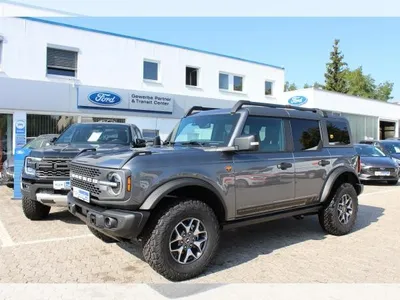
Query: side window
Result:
<box><xmin>290</xmin><ymin>119</ymin><xmax>321</xmax><ymax>151</ymax></box>
<box><xmin>327</xmin><ymin>120</ymin><xmax>350</xmax><ymax>145</ymax></box>
<box><xmin>241</xmin><ymin>116</ymin><xmax>285</xmax><ymax>152</ymax></box>
<box><xmin>134</xmin><ymin>127</ymin><xmax>143</xmax><ymax>139</ymax></box>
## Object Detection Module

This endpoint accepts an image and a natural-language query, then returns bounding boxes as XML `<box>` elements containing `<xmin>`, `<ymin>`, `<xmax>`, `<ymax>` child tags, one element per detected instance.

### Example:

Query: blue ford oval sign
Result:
<box><xmin>288</xmin><ymin>96</ymin><xmax>308</xmax><ymax>106</ymax></box>
<box><xmin>88</xmin><ymin>92</ymin><xmax>122</xmax><ymax>106</ymax></box>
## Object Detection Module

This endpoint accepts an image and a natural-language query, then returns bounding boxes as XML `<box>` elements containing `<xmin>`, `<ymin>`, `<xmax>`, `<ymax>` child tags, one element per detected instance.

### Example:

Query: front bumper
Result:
<box><xmin>21</xmin><ymin>179</ymin><xmax>69</xmax><ymax>207</ymax></box>
<box><xmin>359</xmin><ymin>174</ymin><xmax>399</xmax><ymax>182</ymax></box>
<box><xmin>67</xmin><ymin>193</ymin><xmax>150</xmax><ymax>241</ymax></box>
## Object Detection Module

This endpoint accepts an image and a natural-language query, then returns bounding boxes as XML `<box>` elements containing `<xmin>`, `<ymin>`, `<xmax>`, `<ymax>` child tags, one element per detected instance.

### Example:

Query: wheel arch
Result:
<box><xmin>320</xmin><ymin>167</ymin><xmax>362</xmax><ymax>206</ymax></box>
<box><xmin>139</xmin><ymin>178</ymin><xmax>228</xmax><ymax>223</ymax></box>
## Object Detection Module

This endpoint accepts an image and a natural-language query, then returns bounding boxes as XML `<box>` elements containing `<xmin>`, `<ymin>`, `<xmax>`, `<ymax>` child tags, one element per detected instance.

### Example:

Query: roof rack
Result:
<box><xmin>184</xmin><ymin>106</ymin><xmax>218</xmax><ymax>117</ymax></box>
<box><xmin>231</xmin><ymin>100</ymin><xmax>327</xmax><ymax>117</ymax></box>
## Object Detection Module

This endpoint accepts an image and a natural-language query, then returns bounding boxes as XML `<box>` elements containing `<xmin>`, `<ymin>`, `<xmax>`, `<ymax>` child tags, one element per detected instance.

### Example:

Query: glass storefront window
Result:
<box><xmin>27</xmin><ymin>114</ymin><xmax>78</xmax><ymax>138</ymax></box>
<box><xmin>81</xmin><ymin>117</ymin><xmax>125</xmax><ymax>123</ymax></box>
<box><xmin>0</xmin><ymin>114</ymin><xmax>13</xmax><ymax>171</ymax></box>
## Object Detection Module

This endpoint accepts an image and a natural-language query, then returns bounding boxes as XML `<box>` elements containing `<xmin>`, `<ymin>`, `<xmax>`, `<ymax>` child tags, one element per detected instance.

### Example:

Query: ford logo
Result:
<box><xmin>88</xmin><ymin>92</ymin><xmax>122</xmax><ymax>106</ymax></box>
<box><xmin>288</xmin><ymin>96</ymin><xmax>308</xmax><ymax>106</ymax></box>
<box><xmin>16</xmin><ymin>120</ymin><xmax>25</xmax><ymax>129</ymax></box>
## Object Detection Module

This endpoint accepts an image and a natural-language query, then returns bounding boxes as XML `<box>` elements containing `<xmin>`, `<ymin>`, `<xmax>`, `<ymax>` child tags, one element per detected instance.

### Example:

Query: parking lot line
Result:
<box><xmin>0</xmin><ymin>219</ymin><xmax>14</xmax><ymax>247</ymax></box>
<box><xmin>1</xmin><ymin>234</ymin><xmax>94</xmax><ymax>248</ymax></box>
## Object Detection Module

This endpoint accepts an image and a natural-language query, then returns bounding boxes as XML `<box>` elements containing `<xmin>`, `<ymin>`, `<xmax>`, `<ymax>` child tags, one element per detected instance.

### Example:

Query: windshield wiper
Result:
<box><xmin>180</xmin><ymin>141</ymin><xmax>206</xmax><ymax>146</ymax></box>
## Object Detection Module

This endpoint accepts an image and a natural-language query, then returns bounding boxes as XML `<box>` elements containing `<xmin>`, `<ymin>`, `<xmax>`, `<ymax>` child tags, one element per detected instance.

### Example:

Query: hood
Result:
<box><xmin>28</xmin><ymin>143</ymin><xmax>132</xmax><ymax>159</ymax></box>
<box><xmin>72</xmin><ymin>145</ymin><xmax>207</xmax><ymax>169</ymax></box>
<box><xmin>360</xmin><ymin>156</ymin><xmax>398</xmax><ymax>168</ymax></box>
<box><xmin>388</xmin><ymin>153</ymin><xmax>400</xmax><ymax>160</ymax></box>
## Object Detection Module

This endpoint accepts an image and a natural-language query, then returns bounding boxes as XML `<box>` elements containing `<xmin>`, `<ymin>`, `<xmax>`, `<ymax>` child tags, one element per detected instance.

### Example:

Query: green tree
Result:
<box><xmin>284</xmin><ymin>81</ymin><xmax>297</xmax><ymax>91</ymax></box>
<box><xmin>344</xmin><ymin>67</ymin><xmax>376</xmax><ymax>98</ymax></box>
<box><xmin>324</xmin><ymin>39</ymin><xmax>348</xmax><ymax>93</ymax></box>
<box><xmin>375</xmin><ymin>81</ymin><xmax>394</xmax><ymax>101</ymax></box>
<box><xmin>303</xmin><ymin>83</ymin><xmax>311</xmax><ymax>88</ymax></box>
<box><xmin>344</xmin><ymin>67</ymin><xmax>394</xmax><ymax>101</ymax></box>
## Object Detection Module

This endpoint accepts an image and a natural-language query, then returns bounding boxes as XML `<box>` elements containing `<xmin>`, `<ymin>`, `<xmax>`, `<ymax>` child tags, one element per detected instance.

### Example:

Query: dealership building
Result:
<box><xmin>1</xmin><ymin>3</ymin><xmax>400</xmax><ymax>168</ymax></box>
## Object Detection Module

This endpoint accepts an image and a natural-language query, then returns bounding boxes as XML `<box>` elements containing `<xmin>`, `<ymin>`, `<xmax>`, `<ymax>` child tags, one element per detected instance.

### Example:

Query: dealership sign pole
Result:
<box><xmin>12</xmin><ymin>112</ymin><xmax>27</xmax><ymax>200</ymax></box>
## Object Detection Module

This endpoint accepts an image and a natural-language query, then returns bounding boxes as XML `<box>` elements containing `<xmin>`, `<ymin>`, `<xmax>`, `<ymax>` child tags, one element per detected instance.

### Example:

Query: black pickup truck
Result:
<box><xmin>21</xmin><ymin>122</ymin><xmax>146</xmax><ymax>220</ymax></box>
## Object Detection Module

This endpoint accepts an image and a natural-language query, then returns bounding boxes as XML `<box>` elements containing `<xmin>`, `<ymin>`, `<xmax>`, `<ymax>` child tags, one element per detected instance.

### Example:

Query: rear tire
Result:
<box><xmin>22</xmin><ymin>196</ymin><xmax>51</xmax><ymax>220</ymax></box>
<box><xmin>319</xmin><ymin>183</ymin><xmax>358</xmax><ymax>236</ymax></box>
<box><xmin>88</xmin><ymin>226</ymin><xmax>118</xmax><ymax>243</ymax></box>
<box><xmin>387</xmin><ymin>180</ymin><xmax>398</xmax><ymax>185</ymax></box>
<box><xmin>142</xmin><ymin>199</ymin><xmax>220</xmax><ymax>281</ymax></box>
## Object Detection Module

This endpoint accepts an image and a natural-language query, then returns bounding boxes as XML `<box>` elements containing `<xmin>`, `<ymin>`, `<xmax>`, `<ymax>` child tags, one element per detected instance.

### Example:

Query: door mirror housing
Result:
<box><xmin>153</xmin><ymin>135</ymin><xmax>161</xmax><ymax>146</ymax></box>
<box><xmin>234</xmin><ymin>135</ymin><xmax>259</xmax><ymax>151</ymax></box>
<box><xmin>134</xmin><ymin>138</ymin><xmax>147</xmax><ymax>148</ymax></box>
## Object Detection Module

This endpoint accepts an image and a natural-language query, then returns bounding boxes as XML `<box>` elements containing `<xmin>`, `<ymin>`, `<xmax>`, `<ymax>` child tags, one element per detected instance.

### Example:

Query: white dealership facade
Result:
<box><xmin>1</xmin><ymin>2</ymin><xmax>400</xmax><ymax>167</ymax></box>
<box><xmin>0</xmin><ymin>14</ymin><xmax>284</xmax><ymax>162</ymax></box>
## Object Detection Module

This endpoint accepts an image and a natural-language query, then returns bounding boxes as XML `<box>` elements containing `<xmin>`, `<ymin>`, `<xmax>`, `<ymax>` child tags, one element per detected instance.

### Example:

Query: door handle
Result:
<box><xmin>277</xmin><ymin>162</ymin><xmax>292</xmax><ymax>170</ymax></box>
<box><xmin>318</xmin><ymin>160</ymin><xmax>330</xmax><ymax>166</ymax></box>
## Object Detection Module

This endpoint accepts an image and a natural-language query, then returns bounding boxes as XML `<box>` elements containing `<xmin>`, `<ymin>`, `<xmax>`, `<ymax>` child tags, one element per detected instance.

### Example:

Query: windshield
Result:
<box><xmin>55</xmin><ymin>124</ymin><xmax>132</xmax><ymax>145</ymax></box>
<box><xmin>382</xmin><ymin>142</ymin><xmax>400</xmax><ymax>154</ymax></box>
<box><xmin>355</xmin><ymin>145</ymin><xmax>386</xmax><ymax>157</ymax></box>
<box><xmin>172</xmin><ymin>114</ymin><xmax>240</xmax><ymax>146</ymax></box>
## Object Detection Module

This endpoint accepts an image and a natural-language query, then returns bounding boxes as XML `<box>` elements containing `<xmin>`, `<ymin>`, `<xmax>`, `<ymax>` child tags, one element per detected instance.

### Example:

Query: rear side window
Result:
<box><xmin>290</xmin><ymin>119</ymin><xmax>321</xmax><ymax>151</ymax></box>
<box><xmin>327</xmin><ymin>120</ymin><xmax>350</xmax><ymax>145</ymax></box>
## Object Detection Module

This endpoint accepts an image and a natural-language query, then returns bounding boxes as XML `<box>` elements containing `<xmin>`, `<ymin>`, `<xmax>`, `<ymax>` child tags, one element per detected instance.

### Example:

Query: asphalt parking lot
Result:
<box><xmin>0</xmin><ymin>183</ymin><xmax>400</xmax><ymax>284</ymax></box>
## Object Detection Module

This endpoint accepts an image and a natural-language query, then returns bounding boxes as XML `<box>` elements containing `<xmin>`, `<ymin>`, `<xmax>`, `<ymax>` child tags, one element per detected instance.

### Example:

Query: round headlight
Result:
<box><xmin>107</xmin><ymin>173</ymin><xmax>122</xmax><ymax>195</ymax></box>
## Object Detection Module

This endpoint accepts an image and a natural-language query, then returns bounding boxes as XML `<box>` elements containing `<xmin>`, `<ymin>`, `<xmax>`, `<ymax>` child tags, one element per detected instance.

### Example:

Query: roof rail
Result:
<box><xmin>231</xmin><ymin>100</ymin><xmax>327</xmax><ymax>117</ymax></box>
<box><xmin>184</xmin><ymin>106</ymin><xmax>218</xmax><ymax>117</ymax></box>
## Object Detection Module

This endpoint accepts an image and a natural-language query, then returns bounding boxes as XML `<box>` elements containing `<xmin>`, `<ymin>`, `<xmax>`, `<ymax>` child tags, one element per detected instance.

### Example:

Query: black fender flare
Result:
<box><xmin>139</xmin><ymin>178</ymin><xmax>227</xmax><ymax>217</ymax></box>
<box><xmin>319</xmin><ymin>166</ymin><xmax>362</xmax><ymax>204</ymax></box>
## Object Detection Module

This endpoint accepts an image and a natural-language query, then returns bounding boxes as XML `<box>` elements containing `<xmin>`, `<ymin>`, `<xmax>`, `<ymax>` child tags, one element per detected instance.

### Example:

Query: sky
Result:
<box><xmin>42</xmin><ymin>17</ymin><xmax>400</xmax><ymax>99</ymax></box>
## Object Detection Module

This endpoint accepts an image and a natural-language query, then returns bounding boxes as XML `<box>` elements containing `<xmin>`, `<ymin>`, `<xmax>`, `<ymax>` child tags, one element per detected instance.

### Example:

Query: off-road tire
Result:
<box><xmin>22</xmin><ymin>196</ymin><xmax>51</xmax><ymax>220</ymax></box>
<box><xmin>319</xmin><ymin>183</ymin><xmax>358</xmax><ymax>236</ymax></box>
<box><xmin>6</xmin><ymin>184</ymin><xmax>13</xmax><ymax>189</ymax></box>
<box><xmin>88</xmin><ymin>226</ymin><xmax>118</xmax><ymax>243</ymax></box>
<box><xmin>142</xmin><ymin>199</ymin><xmax>220</xmax><ymax>281</ymax></box>
<box><xmin>387</xmin><ymin>180</ymin><xmax>398</xmax><ymax>185</ymax></box>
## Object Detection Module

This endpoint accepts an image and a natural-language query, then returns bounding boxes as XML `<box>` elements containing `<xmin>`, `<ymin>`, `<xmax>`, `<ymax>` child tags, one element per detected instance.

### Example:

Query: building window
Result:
<box><xmin>290</xmin><ymin>119</ymin><xmax>322</xmax><ymax>151</ymax></box>
<box><xmin>219</xmin><ymin>73</ymin><xmax>229</xmax><ymax>90</ymax></box>
<box><xmin>186</xmin><ymin>66</ymin><xmax>199</xmax><ymax>87</ymax></box>
<box><xmin>265</xmin><ymin>81</ymin><xmax>273</xmax><ymax>96</ymax></box>
<box><xmin>143</xmin><ymin>60</ymin><xmax>159</xmax><ymax>81</ymax></box>
<box><xmin>327</xmin><ymin>120</ymin><xmax>351</xmax><ymax>145</ymax></box>
<box><xmin>27</xmin><ymin>114</ymin><xmax>78</xmax><ymax>137</ymax></box>
<box><xmin>143</xmin><ymin>129</ymin><xmax>160</xmax><ymax>139</ymax></box>
<box><xmin>46</xmin><ymin>47</ymin><xmax>78</xmax><ymax>77</ymax></box>
<box><xmin>81</xmin><ymin>117</ymin><xmax>126</xmax><ymax>123</ymax></box>
<box><xmin>234</xmin><ymin>76</ymin><xmax>243</xmax><ymax>92</ymax></box>
<box><xmin>219</xmin><ymin>72</ymin><xmax>244</xmax><ymax>92</ymax></box>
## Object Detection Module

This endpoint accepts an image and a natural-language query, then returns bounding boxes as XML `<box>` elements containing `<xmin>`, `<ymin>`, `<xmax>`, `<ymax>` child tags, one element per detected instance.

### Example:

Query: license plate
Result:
<box><xmin>73</xmin><ymin>187</ymin><xmax>90</xmax><ymax>203</ymax></box>
<box><xmin>375</xmin><ymin>171</ymin><xmax>390</xmax><ymax>176</ymax></box>
<box><xmin>53</xmin><ymin>180</ymin><xmax>71</xmax><ymax>190</ymax></box>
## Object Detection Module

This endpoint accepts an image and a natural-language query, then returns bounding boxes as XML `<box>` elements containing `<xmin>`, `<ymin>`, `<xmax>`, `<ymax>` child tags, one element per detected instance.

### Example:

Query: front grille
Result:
<box><xmin>36</xmin><ymin>158</ymin><xmax>71</xmax><ymax>178</ymax></box>
<box><xmin>70</xmin><ymin>164</ymin><xmax>101</xmax><ymax>178</ymax></box>
<box><xmin>364</xmin><ymin>167</ymin><xmax>397</xmax><ymax>175</ymax></box>
<box><xmin>71</xmin><ymin>178</ymin><xmax>101</xmax><ymax>197</ymax></box>
<box><xmin>70</xmin><ymin>163</ymin><xmax>102</xmax><ymax>198</ymax></box>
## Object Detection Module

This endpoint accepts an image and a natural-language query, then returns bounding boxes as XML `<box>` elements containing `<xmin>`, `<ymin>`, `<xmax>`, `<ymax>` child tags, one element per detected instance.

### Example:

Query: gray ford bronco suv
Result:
<box><xmin>67</xmin><ymin>100</ymin><xmax>363</xmax><ymax>281</ymax></box>
<box><xmin>21</xmin><ymin>122</ymin><xmax>146</xmax><ymax>220</ymax></box>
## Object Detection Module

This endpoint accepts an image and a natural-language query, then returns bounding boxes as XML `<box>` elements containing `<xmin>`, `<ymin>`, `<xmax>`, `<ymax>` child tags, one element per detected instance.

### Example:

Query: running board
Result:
<box><xmin>222</xmin><ymin>205</ymin><xmax>322</xmax><ymax>230</ymax></box>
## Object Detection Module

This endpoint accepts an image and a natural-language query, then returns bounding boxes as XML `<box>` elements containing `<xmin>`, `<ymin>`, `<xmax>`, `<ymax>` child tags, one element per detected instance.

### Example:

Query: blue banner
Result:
<box><xmin>12</xmin><ymin>148</ymin><xmax>30</xmax><ymax>200</ymax></box>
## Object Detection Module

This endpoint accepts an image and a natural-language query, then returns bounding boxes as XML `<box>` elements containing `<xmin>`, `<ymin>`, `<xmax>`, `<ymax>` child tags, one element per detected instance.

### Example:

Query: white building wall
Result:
<box><xmin>0</xmin><ymin>2</ymin><xmax>72</xmax><ymax>17</ymax></box>
<box><xmin>0</xmin><ymin>17</ymin><xmax>285</xmax><ymax>103</ymax></box>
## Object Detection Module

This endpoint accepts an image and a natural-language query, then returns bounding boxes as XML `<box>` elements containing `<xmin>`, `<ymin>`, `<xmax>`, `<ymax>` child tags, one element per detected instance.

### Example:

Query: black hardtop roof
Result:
<box><xmin>185</xmin><ymin>100</ymin><xmax>349</xmax><ymax>122</ymax></box>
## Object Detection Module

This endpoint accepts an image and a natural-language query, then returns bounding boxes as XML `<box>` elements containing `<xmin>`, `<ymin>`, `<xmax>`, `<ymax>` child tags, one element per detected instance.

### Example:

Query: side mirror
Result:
<box><xmin>234</xmin><ymin>135</ymin><xmax>259</xmax><ymax>151</ymax></box>
<box><xmin>153</xmin><ymin>136</ymin><xmax>161</xmax><ymax>146</ymax></box>
<box><xmin>135</xmin><ymin>138</ymin><xmax>147</xmax><ymax>148</ymax></box>
<box><xmin>49</xmin><ymin>137</ymin><xmax>57</xmax><ymax>145</ymax></box>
